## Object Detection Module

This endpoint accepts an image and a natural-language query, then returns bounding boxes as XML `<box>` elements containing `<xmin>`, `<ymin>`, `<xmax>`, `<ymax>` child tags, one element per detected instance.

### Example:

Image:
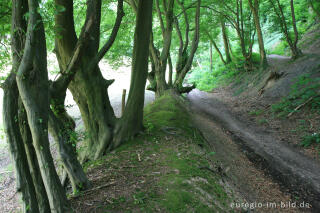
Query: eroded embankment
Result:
<box><xmin>187</xmin><ymin>89</ymin><xmax>320</xmax><ymax>212</ymax></box>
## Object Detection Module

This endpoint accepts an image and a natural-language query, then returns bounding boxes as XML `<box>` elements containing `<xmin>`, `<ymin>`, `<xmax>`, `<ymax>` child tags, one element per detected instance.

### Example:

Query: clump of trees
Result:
<box><xmin>199</xmin><ymin>0</ymin><xmax>318</xmax><ymax>75</ymax></box>
<box><xmin>1</xmin><ymin>0</ymin><xmax>154</xmax><ymax>211</ymax></box>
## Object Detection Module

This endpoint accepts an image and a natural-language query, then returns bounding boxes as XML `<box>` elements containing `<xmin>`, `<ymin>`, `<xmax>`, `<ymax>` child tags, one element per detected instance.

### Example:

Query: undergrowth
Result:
<box><xmin>271</xmin><ymin>74</ymin><xmax>320</xmax><ymax>117</ymax></box>
<box><xmin>188</xmin><ymin>52</ymin><xmax>261</xmax><ymax>92</ymax></box>
<box><xmin>301</xmin><ymin>133</ymin><xmax>320</xmax><ymax>148</ymax></box>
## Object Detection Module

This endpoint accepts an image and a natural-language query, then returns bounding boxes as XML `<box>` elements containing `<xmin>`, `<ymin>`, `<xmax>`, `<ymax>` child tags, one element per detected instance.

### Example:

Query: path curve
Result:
<box><xmin>187</xmin><ymin>89</ymin><xmax>320</xmax><ymax>211</ymax></box>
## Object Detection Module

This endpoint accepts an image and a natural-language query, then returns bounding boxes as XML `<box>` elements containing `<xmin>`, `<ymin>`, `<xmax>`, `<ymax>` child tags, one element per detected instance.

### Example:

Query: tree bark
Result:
<box><xmin>168</xmin><ymin>54</ymin><xmax>173</xmax><ymax>86</ymax></box>
<box><xmin>48</xmin><ymin>110</ymin><xmax>90</xmax><ymax>193</ymax></box>
<box><xmin>210</xmin><ymin>41</ymin><xmax>213</xmax><ymax>72</ymax></box>
<box><xmin>174</xmin><ymin>0</ymin><xmax>201</xmax><ymax>91</ymax></box>
<box><xmin>290</xmin><ymin>0</ymin><xmax>303</xmax><ymax>59</ymax></box>
<box><xmin>206</xmin><ymin>32</ymin><xmax>226</xmax><ymax>65</ymax></box>
<box><xmin>148</xmin><ymin>0</ymin><xmax>174</xmax><ymax>97</ymax></box>
<box><xmin>54</xmin><ymin>0</ymin><xmax>124</xmax><ymax>160</ymax></box>
<box><xmin>18</xmin><ymin>98</ymin><xmax>51</xmax><ymax>213</ymax></box>
<box><xmin>221</xmin><ymin>20</ymin><xmax>232</xmax><ymax>64</ymax></box>
<box><xmin>248</xmin><ymin>0</ymin><xmax>268</xmax><ymax>68</ymax></box>
<box><xmin>3</xmin><ymin>75</ymin><xmax>39</xmax><ymax>213</ymax></box>
<box><xmin>15</xmin><ymin>0</ymin><xmax>70</xmax><ymax>211</ymax></box>
<box><xmin>112</xmin><ymin>0</ymin><xmax>153</xmax><ymax>148</ymax></box>
<box><xmin>4</xmin><ymin>1</ymin><xmax>50</xmax><ymax>212</ymax></box>
<box><xmin>51</xmin><ymin>0</ymin><xmax>91</xmax><ymax>192</ymax></box>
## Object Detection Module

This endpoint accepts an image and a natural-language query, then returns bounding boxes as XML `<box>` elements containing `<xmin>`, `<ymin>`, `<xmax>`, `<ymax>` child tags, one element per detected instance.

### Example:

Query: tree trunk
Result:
<box><xmin>3</xmin><ymin>75</ymin><xmax>39</xmax><ymax>213</ymax></box>
<box><xmin>18</xmin><ymin>98</ymin><xmax>51</xmax><ymax>213</ymax></box>
<box><xmin>112</xmin><ymin>0</ymin><xmax>153</xmax><ymax>148</ymax></box>
<box><xmin>221</xmin><ymin>20</ymin><xmax>232</xmax><ymax>64</ymax></box>
<box><xmin>6</xmin><ymin>1</ymin><xmax>50</xmax><ymax>212</ymax></box>
<box><xmin>174</xmin><ymin>0</ymin><xmax>201</xmax><ymax>91</ymax></box>
<box><xmin>154</xmin><ymin>64</ymin><xmax>169</xmax><ymax>97</ymax></box>
<box><xmin>16</xmin><ymin>0</ymin><xmax>70</xmax><ymax>211</ymax></box>
<box><xmin>271</xmin><ymin>0</ymin><xmax>302</xmax><ymax>59</ymax></box>
<box><xmin>48</xmin><ymin>110</ymin><xmax>90</xmax><ymax>193</ymax></box>
<box><xmin>69</xmin><ymin>67</ymin><xmax>116</xmax><ymax>160</ymax></box>
<box><xmin>290</xmin><ymin>0</ymin><xmax>303</xmax><ymax>59</ymax></box>
<box><xmin>149</xmin><ymin>0</ymin><xmax>174</xmax><ymax>97</ymax></box>
<box><xmin>248</xmin><ymin>0</ymin><xmax>268</xmax><ymax>68</ymax></box>
<box><xmin>210</xmin><ymin>41</ymin><xmax>213</xmax><ymax>72</ymax></box>
<box><xmin>54</xmin><ymin>0</ymin><xmax>124</xmax><ymax>160</ymax></box>
<box><xmin>208</xmin><ymin>36</ymin><xmax>226</xmax><ymax>65</ymax></box>
<box><xmin>168</xmin><ymin>54</ymin><xmax>173</xmax><ymax>86</ymax></box>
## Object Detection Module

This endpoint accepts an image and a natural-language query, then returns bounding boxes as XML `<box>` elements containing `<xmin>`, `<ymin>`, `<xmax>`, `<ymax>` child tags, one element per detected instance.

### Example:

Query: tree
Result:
<box><xmin>221</xmin><ymin>19</ymin><xmax>232</xmax><ymax>64</ymax></box>
<box><xmin>112</xmin><ymin>0</ymin><xmax>154</xmax><ymax>148</ymax></box>
<box><xmin>209</xmin><ymin>0</ymin><xmax>256</xmax><ymax>70</ymax></box>
<box><xmin>269</xmin><ymin>0</ymin><xmax>303</xmax><ymax>59</ymax></box>
<box><xmin>308</xmin><ymin>0</ymin><xmax>320</xmax><ymax>19</ymax></box>
<box><xmin>248</xmin><ymin>0</ymin><xmax>268</xmax><ymax>68</ymax></box>
<box><xmin>149</xmin><ymin>0</ymin><xmax>175</xmax><ymax>97</ymax></box>
<box><xmin>173</xmin><ymin>0</ymin><xmax>201</xmax><ymax>92</ymax></box>
<box><xmin>15</xmin><ymin>0</ymin><xmax>70</xmax><ymax>211</ymax></box>
<box><xmin>53</xmin><ymin>0</ymin><xmax>124</xmax><ymax>160</ymax></box>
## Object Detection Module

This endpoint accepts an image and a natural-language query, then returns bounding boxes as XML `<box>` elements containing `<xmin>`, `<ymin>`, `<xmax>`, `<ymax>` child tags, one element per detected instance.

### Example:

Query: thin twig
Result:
<box><xmin>287</xmin><ymin>95</ymin><xmax>319</xmax><ymax>117</ymax></box>
<box><xmin>70</xmin><ymin>182</ymin><xmax>116</xmax><ymax>198</ymax></box>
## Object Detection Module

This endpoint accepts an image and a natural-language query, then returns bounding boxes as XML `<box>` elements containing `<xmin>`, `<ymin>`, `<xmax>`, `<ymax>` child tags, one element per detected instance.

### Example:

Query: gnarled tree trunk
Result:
<box><xmin>15</xmin><ymin>0</ymin><xmax>70</xmax><ymax>211</ymax></box>
<box><xmin>3</xmin><ymin>75</ymin><xmax>39</xmax><ymax>213</ymax></box>
<box><xmin>173</xmin><ymin>0</ymin><xmax>201</xmax><ymax>92</ymax></box>
<box><xmin>18</xmin><ymin>98</ymin><xmax>51</xmax><ymax>213</ymax></box>
<box><xmin>48</xmin><ymin>110</ymin><xmax>90</xmax><ymax>193</ymax></box>
<box><xmin>54</xmin><ymin>0</ymin><xmax>124</xmax><ymax>160</ymax></box>
<box><xmin>3</xmin><ymin>1</ymin><xmax>51</xmax><ymax>212</ymax></box>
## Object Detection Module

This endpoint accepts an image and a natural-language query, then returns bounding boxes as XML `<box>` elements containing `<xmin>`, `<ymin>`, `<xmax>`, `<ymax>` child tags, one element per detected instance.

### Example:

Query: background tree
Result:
<box><xmin>248</xmin><ymin>0</ymin><xmax>268</xmax><ymax>68</ymax></box>
<box><xmin>268</xmin><ymin>0</ymin><xmax>303</xmax><ymax>59</ymax></box>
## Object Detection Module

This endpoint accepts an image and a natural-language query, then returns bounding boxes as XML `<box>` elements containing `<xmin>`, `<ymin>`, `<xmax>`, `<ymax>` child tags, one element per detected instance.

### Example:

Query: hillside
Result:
<box><xmin>203</xmin><ymin>24</ymin><xmax>320</xmax><ymax>161</ymax></box>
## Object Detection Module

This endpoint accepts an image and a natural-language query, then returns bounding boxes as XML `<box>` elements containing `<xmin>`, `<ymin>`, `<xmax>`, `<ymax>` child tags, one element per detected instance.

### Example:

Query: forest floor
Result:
<box><xmin>69</xmin><ymin>94</ymin><xmax>237</xmax><ymax>212</ymax></box>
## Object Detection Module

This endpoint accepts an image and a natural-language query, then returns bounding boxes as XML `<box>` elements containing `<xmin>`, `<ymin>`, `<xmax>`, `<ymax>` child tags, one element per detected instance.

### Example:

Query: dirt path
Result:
<box><xmin>267</xmin><ymin>54</ymin><xmax>291</xmax><ymax>67</ymax></box>
<box><xmin>187</xmin><ymin>89</ymin><xmax>320</xmax><ymax>212</ymax></box>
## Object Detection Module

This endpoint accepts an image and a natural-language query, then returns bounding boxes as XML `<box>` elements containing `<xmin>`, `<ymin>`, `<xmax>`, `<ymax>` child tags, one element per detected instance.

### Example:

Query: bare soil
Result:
<box><xmin>189</xmin><ymin>104</ymin><xmax>306</xmax><ymax>213</ymax></box>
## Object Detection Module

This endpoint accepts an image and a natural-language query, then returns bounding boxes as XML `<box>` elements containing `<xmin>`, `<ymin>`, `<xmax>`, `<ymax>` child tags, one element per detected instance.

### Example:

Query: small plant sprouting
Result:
<box><xmin>301</xmin><ymin>133</ymin><xmax>320</xmax><ymax>148</ymax></box>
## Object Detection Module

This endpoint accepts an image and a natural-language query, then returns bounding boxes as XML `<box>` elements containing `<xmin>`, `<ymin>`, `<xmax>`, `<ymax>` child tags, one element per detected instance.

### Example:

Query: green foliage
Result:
<box><xmin>249</xmin><ymin>109</ymin><xmax>264</xmax><ymax>116</ymax></box>
<box><xmin>188</xmin><ymin>51</ymin><xmax>262</xmax><ymax>91</ymax></box>
<box><xmin>271</xmin><ymin>74</ymin><xmax>320</xmax><ymax>117</ymax></box>
<box><xmin>301</xmin><ymin>133</ymin><xmax>320</xmax><ymax>147</ymax></box>
<box><xmin>267</xmin><ymin>40</ymin><xmax>289</xmax><ymax>56</ymax></box>
<box><xmin>133</xmin><ymin>192</ymin><xmax>146</xmax><ymax>205</ymax></box>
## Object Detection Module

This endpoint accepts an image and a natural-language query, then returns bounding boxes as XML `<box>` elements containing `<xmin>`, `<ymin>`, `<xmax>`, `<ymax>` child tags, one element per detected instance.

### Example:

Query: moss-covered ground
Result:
<box><xmin>70</xmin><ymin>94</ymin><xmax>233</xmax><ymax>212</ymax></box>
